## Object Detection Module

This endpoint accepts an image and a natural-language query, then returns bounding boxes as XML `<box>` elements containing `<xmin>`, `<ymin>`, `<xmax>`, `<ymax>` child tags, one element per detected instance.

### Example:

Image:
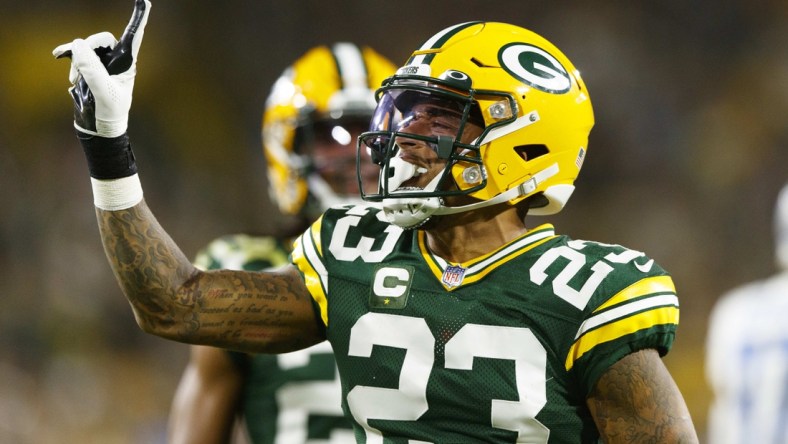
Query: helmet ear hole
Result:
<box><xmin>514</xmin><ymin>144</ymin><xmax>549</xmax><ymax>162</ymax></box>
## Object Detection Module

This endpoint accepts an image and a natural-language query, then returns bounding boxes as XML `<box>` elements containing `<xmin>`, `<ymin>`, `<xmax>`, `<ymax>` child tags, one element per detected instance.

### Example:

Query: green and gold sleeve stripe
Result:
<box><xmin>595</xmin><ymin>275</ymin><xmax>675</xmax><ymax>312</ymax></box>
<box><xmin>310</xmin><ymin>215</ymin><xmax>324</xmax><ymax>257</ymax></box>
<box><xmin>291</xmin><ymin>222</ymin><xmax>330</xmax><ymax>326</ymax></box>
<box><xmin>565</xmin><ymin>276</ymin><xmax>679</xmax><ymax>370</ymax></box>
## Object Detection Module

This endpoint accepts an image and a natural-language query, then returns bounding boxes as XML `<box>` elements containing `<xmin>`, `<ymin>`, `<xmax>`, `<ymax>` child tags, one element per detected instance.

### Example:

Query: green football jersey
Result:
<box><xmin>195</xmin><ymin>234</ymin><xmax>354</xmax><ymax>444</ymax></box>
<box><xmin>292</xmin><ymin>206</ymin><xmax>679</xmax><ymax>443</ymax></box>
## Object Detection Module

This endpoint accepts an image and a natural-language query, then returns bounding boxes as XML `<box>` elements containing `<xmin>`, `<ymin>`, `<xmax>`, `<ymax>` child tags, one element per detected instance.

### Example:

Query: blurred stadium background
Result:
<box><xmin>1</xmin><ymin>0</ymin><xmax>787</xmax><ymax>442</ymax></box>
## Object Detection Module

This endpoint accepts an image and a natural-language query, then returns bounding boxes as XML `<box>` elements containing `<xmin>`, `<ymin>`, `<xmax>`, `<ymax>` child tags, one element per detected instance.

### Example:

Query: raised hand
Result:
<box><xmin>53</xmin><ymin>0</ymin><xmax>151</xmax><ymax>137</ymax></box>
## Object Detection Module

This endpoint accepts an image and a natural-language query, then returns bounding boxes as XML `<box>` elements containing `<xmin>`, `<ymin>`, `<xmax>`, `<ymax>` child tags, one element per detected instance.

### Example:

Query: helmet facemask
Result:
<box><xmin>358</xmin><ymin>74</ymin><xmax>519</xmax><ymax>228</ymax></box>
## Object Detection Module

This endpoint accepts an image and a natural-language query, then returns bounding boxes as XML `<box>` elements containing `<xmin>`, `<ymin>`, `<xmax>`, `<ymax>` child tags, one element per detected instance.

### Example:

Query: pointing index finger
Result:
<box><xmin>105</xmin><ymin>0</ymin><xmax>151</xmax><ymax>74</ymax></box>
<box><xmin>53</xmin><ymin>0</ymin><xmax>151</xmax><ymax>71</ymax></box>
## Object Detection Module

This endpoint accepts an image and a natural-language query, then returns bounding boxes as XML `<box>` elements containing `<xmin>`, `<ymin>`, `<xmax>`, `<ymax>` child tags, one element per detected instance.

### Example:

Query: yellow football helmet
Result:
<box><xmin>263</xmin><ymin>43</ymin><xmax>397</xmax><ymax>220</ymax></box>
<box><xmin>359</xmin><ymin>22</ymin><xmax>594</xmax><ymax>228</ymax></box>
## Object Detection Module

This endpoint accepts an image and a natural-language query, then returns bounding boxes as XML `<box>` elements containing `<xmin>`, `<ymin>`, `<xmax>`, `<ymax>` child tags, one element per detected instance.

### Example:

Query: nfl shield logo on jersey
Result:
<box><xmin>442</xmin><ymin>265</ymin><xmax>467</xmax><ymax>288</ymax></box>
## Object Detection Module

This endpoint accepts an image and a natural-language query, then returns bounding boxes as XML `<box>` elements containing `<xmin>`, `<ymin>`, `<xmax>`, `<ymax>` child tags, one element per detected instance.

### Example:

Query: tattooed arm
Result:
<box><xmin>53</xmin><ymin>3</ymin><xmax>321</xmax><ymax>353</ymax></box>
<box><xmin>587</xmin><ymin>349</ymin><xmax>699</xmax><ymax>443</ymax></box>
<box><xmin>97</xmin><ymin>200</ymin><xmax>324</xmax><ymax>353</ymax></box>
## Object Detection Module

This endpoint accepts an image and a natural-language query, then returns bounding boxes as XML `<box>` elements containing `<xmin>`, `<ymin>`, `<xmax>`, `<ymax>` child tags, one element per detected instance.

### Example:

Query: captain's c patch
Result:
<box><xmin>369</xmin><ymin>265</ymin><xmax>414</xmax><ymax>309</ymax></box>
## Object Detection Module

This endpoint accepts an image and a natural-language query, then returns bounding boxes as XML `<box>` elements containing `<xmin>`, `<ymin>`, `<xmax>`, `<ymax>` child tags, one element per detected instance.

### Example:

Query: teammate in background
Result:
<box><xmin>167</xmin><ymin>43</ymin><xmax>397</xmax><ymax>443</ymax></box>
<box><xmin>706</xmin><ymin>183</ymin><xmax>788</xmax><ymax>444</ymax></box>
<box><xmin>54</xmin><ymin>2</ymin><xmax>699</xmax><ymax>441</ymax></box>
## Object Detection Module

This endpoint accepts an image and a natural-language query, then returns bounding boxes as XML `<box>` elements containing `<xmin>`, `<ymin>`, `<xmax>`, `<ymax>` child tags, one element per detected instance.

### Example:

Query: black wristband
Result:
<box><xmin>77</xmin><ymin>131</ymin><xmax>138</xmax><ymax>180</ymax></box>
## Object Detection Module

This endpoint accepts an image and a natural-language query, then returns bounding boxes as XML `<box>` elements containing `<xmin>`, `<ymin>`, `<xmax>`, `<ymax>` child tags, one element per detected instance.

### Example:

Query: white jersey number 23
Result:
<box><xmin>346</xmin><ymin>313</ymin><xmax>550</xmax><ymax>443</ymax></box>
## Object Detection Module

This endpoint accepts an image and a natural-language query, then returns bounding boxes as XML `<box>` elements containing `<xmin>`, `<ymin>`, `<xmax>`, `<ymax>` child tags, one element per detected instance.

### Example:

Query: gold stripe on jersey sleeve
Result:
<box><xmin>291</xmin><ymin>226</ymin><xmax>329</xmax><ymax>326</ymax></box>
<box><xmin>565</xmin><ymin>303</ymin><xmax>679</xmax><ymax>371</ymax></box>
<box><xmin>594</xmin><ymin>275</ymin><xmax>676</xmax><ymax>313</ymax></box>
<box><xmin>310</xmin><ymin>215</ymin><xmax>324</xmax><ymax>257</ymax></box>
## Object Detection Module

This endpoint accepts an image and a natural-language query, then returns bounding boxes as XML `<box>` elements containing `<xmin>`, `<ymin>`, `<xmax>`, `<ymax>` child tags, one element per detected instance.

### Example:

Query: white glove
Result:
<box><xmin>53</xmin><ymin>0</ymin><xmax>151</xmax><ymax>138</ymax></box>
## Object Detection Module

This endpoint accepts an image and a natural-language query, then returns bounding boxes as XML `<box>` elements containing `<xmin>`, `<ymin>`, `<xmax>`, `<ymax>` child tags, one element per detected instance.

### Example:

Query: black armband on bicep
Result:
<box><xmin>77</xmin><ymin>131</ymin><xmax>138</xmax><ymax>180</ymax></box>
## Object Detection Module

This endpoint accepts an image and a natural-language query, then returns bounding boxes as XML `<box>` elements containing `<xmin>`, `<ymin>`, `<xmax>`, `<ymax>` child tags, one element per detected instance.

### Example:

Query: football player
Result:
<box><xmin>54</xmin><ymin>1</ymin><xmax>698</xmax><ymax>441</ymax></box>
<box><xmin>706</xmin><ymin>182</ymin><xmax>788</xmax><ymax>444</ymax></box>
<box><xmin>167</xmin><ymin>43</ymin><xmax>396</xmax><ymax>444</ymax></box>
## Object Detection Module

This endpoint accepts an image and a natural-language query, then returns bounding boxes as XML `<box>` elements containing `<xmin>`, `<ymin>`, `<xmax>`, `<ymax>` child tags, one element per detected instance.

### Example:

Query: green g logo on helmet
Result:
<box><xmin>499</xmin><ymin>43</ymin><xmax>571</xmax><ymax>94</ymax></box>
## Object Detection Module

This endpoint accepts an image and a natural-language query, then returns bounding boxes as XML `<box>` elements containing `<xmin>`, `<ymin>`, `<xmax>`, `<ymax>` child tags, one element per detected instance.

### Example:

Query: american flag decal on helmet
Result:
<box><xmin>576</xmin><ymin>147</ymin><xmax>586</xmax><ymax>169</ymax></box>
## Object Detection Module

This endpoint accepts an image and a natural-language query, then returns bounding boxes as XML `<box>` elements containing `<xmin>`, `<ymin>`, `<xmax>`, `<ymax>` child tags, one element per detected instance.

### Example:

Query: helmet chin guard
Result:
<box><xmin>380</xmin><ymin>157</ymin><xmax>440</xmax><ymax>228</ymax></box>
<box><xmin>382</xmin><ymin>196</ymin><xmax>443</xmax><ymax>229</ymax></box>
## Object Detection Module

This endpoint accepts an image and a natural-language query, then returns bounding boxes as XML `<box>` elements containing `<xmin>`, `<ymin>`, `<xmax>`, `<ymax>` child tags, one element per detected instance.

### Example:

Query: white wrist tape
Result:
<box><xmin>90</xmin><ymin>174</ymin><xmax>143</xmax><ymax>211</ymax></box>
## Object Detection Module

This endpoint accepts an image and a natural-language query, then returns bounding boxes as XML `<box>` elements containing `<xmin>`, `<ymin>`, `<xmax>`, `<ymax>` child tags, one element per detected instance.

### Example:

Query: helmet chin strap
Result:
<box><xmin>435</xmin><ymin>163</ymin><xmax>559</xmax><ymax>215</ymax></box>
<box><xmin>381</xmin><ymin>158</ymin><xmax>560</xmax><ymax>228</ymax></box>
